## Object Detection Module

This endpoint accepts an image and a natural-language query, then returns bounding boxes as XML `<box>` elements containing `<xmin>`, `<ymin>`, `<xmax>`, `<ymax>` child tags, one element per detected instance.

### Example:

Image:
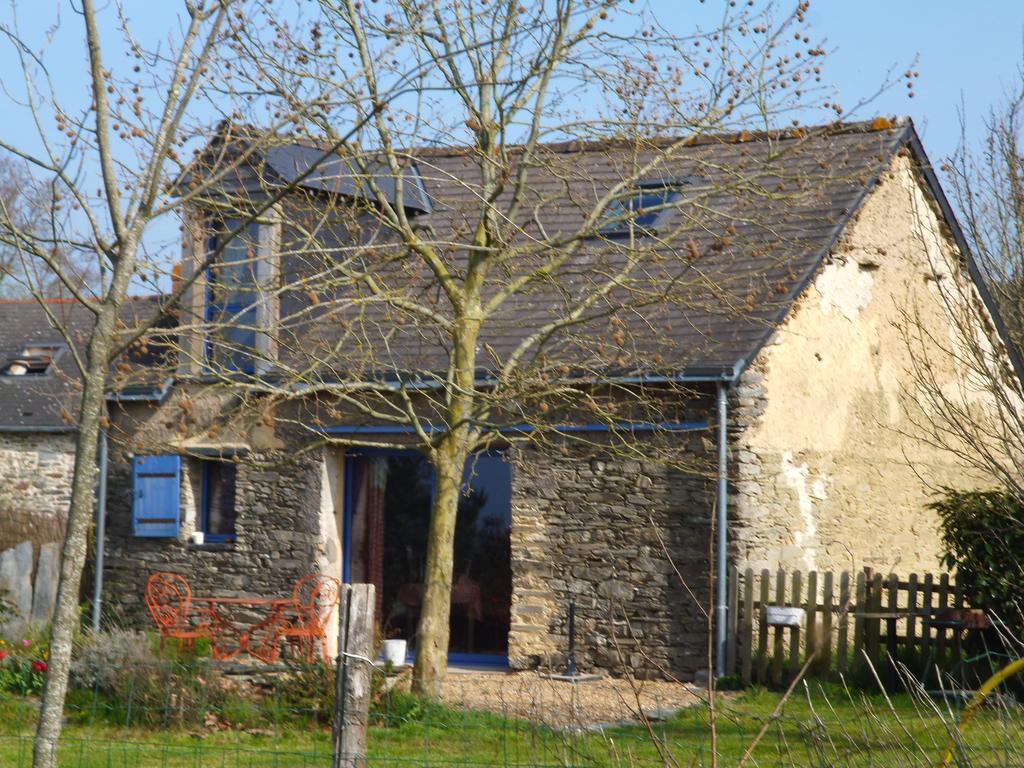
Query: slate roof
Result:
<box><xmin>0</xmin><ymin>296</ymin><xmax>166</xmax><ymax>430</ymax></box>
<box><xmin>2</xmin><ymin>117</ymin><xmax>1017</xmax><ymax>430</ymax></box>
<box><xmin>413</xmin><ymin>121</ymin><xmax>908</xmax><ymax>378</ymax></box>
<box><xmin>277</xmin><ymin>118</ymin><xmax>927</xmax><ymax>382</ymax></box>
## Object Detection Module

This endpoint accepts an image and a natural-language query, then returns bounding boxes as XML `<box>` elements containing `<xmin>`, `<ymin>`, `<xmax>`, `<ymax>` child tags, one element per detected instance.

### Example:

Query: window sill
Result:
<box><xmin>186</xmin><ymin>541</ymin><xmax>236</xmax><ymax>552</ymax></box>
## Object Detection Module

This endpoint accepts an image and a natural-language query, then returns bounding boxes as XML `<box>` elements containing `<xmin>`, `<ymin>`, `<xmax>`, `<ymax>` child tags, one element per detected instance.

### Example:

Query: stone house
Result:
<box><xmin>0</xmin><ymin>118</ymin><xmax>1016</xmax><ymax>679</ymax></box>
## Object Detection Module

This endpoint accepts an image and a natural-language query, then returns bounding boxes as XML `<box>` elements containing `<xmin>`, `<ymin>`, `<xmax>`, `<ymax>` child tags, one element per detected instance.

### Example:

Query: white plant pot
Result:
<box><xmin>190</xmin><ymin>531</ymin><xmax>205</xmax><ymax>546</ymax></box>
<box><xmin>383</xmin><ymin>639</ymin><xmax>407</xmax><ymax>667</ymax></box>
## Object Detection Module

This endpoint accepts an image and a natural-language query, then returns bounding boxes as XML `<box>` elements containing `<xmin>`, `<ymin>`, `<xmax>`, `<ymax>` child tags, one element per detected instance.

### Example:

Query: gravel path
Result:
<box><xmin>435</xmin><ymin>671</ymin><xmax>704</xmax><ymax>727</ymax></box>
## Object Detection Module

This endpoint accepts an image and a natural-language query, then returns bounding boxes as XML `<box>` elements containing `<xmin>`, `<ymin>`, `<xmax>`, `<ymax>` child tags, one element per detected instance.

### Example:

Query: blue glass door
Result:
<box><xmin>343</xmin><ymin>451</ymin><xmax>512</xmax><ymax>661</ymax></box>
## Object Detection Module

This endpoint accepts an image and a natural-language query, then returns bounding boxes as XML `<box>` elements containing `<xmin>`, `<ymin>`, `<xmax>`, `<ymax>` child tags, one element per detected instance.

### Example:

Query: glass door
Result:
<box><xmin>344</xmin><ymin>451</ymin><xmax>512</xmax><ymax>662</ymax></box>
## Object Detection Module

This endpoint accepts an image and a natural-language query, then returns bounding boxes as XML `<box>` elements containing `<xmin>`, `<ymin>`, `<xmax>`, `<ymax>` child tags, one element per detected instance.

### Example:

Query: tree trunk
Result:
<box><xmin>411</xmin><ymin>441</ymin><xmax>467</xmax><ymax>698</ymax></box>
<box><xmin>32</xmin><ymin>313</ymin><xmax>114</xmax><ymax>768</ymax></box>
<box><xmin>411</xmin><ymin>302</ymin><xmax>481</xmax><ymax>697</ymax></box>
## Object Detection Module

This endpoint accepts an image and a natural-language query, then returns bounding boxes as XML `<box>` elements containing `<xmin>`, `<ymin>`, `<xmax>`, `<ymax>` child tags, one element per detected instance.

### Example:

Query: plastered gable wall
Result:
<box><xmin>731</xmin><ymin>154</ymin><xmax>997</xmax><ymax>576</ymax></box>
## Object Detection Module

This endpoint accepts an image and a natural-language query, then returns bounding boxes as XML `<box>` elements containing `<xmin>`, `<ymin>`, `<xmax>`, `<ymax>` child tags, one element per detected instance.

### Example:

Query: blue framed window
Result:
<box><xmin>599</xmin><ymin>185</ymin><xmax>681</xmax><ymax>237</ymax></box>
<box><xmin>200</xmin><ymin>460</ymin><xmax>237</xmax><ymax>542</ymax></box>
<box><xmin>206</xmin><ymin>219</ymin><xmax>260</xmax><ymax>373</ymax></box>
<box><xmin>597</xmin><ymin>177</ymin><xmax>706</xmax><ymax>238</ymax></box>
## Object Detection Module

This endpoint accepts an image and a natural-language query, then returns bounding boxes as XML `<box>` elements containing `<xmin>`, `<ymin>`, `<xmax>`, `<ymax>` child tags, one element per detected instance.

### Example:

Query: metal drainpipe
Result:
<box><xmin>91</xmin><ymin>429</ymin><xmax>108</xmax><ymax>632</ymax></box>
<box><xmin>714</xmin><ymin>382</ymin><xmax>729</xmax><ymax>679</ymax></box>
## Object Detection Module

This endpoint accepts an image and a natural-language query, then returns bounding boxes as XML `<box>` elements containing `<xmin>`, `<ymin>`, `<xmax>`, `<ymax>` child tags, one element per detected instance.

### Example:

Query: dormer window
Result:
<box><xmin>1</xmin><ymin>344</ymin><xmax>63</xmax><ymax>376</ymax></box>
<box><xmin>597</xmin><ymin>176</ymin><xmax>705</xmax><ymax>238</ymax></box>
<box><xmin>206</xmin><ymin>219</ymin><xmax>261</xmax><ymax>374</ymax></box>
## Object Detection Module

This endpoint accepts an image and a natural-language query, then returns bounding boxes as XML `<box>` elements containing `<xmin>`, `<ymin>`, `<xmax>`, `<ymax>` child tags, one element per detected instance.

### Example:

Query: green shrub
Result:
<box><xmin>65</xmin><ymin>629</ymin><xmax>231</xmax><ymax>726</ymax></box>
<box><xmin>930</xmin><ymin>487</ymin><xmax>1024</xmax><ymax>632</ymax></box>
<box><xmin>70</xmin><ymin>628</ymin><xmax>160</xmax><ymax>691</ymax></box>
<box><xmin>272</xmin><ymin>661</ymin><xmax>336</xmax><ymax>723</ymax></box>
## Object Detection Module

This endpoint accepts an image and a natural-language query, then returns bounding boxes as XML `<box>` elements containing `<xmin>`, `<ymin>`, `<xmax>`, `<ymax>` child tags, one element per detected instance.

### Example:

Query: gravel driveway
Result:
<box><xmin>435</xmin><ymin>671</ymin><xmax>704</xmax><ymax>727</ymax></box>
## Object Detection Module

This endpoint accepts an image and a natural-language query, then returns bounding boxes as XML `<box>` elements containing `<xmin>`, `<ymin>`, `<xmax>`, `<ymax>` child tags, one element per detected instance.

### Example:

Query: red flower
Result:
<box><xmin>31</xmin><ymin>660</ymin><xmax>47</xmax><ymax>673</ymax></box>
<box><xmin>0</xmin><ymin>650</ymin><xmax>7</xmax><ymax>661</ymax></box>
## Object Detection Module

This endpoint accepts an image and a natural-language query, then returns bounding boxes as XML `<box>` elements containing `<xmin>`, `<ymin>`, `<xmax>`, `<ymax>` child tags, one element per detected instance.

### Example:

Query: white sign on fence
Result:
<box><xmin>766</xmin><ymin>606</ymin><xmax>805</xmax><ymax>628</ymax></box>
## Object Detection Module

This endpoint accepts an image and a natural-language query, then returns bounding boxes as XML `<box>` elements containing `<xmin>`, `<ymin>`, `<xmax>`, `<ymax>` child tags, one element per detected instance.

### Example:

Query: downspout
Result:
<box><xmin>714</xmin><ymin>382</ymin><xmax>729</xmax><ymax>679</ymax></box>
<box><xmin>91</xmin><ymin>429</ymin><xmax>108</xmax><ymax>632</ymax></box>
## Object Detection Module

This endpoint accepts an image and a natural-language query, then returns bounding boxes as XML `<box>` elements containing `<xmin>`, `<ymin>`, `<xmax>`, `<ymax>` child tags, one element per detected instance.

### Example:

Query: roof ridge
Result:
<box><xmin>210</xmin><ymin>115</ymin><xmax>911</xmax><ymax>161</ymax></box>
<box><xmin>401</xmin><ymin>116</ymin><xmax>911</xmax><ymax>159</ymax></box>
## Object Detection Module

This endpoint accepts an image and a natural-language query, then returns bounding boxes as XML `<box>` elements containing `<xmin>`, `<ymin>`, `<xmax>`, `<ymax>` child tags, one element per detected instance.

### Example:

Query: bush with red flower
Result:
<box><xmin>0</xmin><ymin>632</ymin><xmax>49</xmax><ymax>696</ymax></box>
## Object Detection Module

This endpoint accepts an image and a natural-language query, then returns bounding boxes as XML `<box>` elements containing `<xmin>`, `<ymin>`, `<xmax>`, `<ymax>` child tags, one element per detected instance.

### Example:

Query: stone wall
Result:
<box><xmin>728</xmin><ymin>155</ymin><xmax>997</xmax><ymax>576</ymax></box>
<box><xmin>0</xmin><ymin>431</ymin><xmax>75</xmax><ymax>553</ymax></box>
<box><xmin>102</xmin><ymin>444</ymin><xmax>330</xmax><ymax>625</ymax></box>
<box><xmin>508</xmin><ymin>435</ymin><xmax>715</xmax><ymax>680</ymax></box>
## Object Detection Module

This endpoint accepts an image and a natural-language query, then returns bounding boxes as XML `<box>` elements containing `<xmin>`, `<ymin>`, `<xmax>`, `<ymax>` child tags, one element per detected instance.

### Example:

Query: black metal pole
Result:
<box><xmin>566</xmin><ymin>601</ymin><xmax>577</xmax><ymax>678</ymax></box>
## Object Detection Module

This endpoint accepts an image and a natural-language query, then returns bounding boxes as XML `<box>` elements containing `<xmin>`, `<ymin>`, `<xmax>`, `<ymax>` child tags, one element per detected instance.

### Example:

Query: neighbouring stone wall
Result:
<box><xmin>728</xmin><ymin>155</ymin><xmax>998</xmax><ymax>577</ymax></box>
<box><xmin>0</xmin><ymin>431</ymin><xmax>75</xmax><ymax>554</ymax></box>
<box><xmin>102</xmin><ymin>444</ymin><xmax>328</xmax><ymax>625</ymax></box>
<box><xmin>508</xmin><ymin>435</ymin><xmax>715</xmax><ymax>681</ymax></box>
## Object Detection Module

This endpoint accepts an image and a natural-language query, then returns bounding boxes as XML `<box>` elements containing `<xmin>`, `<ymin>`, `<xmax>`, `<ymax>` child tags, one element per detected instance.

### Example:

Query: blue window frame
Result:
<box><xmin>206</xmin><ymin>219</ymin><xmax>260</xmax><ymax>373</ymax></box>
<box><xmin>200</xmin><ymin>460</ymin><xmax>237</xmax><ymax>542</ymax></box>
<box><xmin>599</xmin><ymin>184</ymin><xmax>682</xmax><ymax>237</ymax></box>
<box><xmin>597</xmin><ymin>177</ymin><xmax>707</xmax><ymax>238</ymax></box>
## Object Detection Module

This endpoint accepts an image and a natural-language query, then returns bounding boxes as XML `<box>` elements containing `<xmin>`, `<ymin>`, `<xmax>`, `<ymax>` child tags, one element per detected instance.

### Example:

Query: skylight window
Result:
<box><xmin>597</xmin><ymin>177</ymin><xmax>704</xmax><ymax>238</ymax></box>
<box><xmin>1</xmin><ymin>345</ymin><xmax>63</xmax><ymax>376</ymax></box>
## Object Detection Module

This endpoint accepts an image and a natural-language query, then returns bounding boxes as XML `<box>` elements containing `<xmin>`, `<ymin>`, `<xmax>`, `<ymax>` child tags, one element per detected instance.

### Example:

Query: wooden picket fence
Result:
<box><xmin>723</xmin><ymin>567</ymin><xmax>988</xmax><ymax>689</ymax></box>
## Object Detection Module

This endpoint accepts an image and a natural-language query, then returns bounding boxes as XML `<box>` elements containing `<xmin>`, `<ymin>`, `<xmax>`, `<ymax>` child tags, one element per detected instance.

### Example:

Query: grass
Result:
<box><xmin>1</xmin><ymin>681</ymin><xmax>1023</xmax><ymax>767</ymax></box>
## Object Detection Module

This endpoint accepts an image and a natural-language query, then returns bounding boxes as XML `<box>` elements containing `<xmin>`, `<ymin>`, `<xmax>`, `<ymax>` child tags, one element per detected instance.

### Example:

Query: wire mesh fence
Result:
<box><xmin>3</xmin><ymin>652</ymin><xmax>1024</xmax><ymax>767</ymax></box>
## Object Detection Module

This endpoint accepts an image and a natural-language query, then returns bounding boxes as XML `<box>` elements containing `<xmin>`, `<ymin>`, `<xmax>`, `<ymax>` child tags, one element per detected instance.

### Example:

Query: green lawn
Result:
<box><xmin>2</xmin><ymin>683</ymin><xmax>1023</xmax><ymax>767</ymax></box>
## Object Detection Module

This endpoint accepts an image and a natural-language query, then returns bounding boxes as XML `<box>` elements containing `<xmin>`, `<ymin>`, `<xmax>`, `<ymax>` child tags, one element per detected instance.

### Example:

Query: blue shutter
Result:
<box><xmin>132</xmin><ymin>455</ymin><xmax>182</xmax><ymax>537</ymax></box>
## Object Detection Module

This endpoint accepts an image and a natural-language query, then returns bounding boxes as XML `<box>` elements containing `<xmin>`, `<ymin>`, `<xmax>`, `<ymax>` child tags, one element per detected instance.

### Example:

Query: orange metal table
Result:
<box><xmin>191</xmin><ymin>596</ymin><xmax>292</xmax><ymax>663</ymax></box>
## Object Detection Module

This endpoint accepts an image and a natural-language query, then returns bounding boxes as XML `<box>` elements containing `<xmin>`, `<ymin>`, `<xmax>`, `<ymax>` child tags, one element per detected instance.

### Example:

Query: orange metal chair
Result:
<box><xmin>278</xmin><ymin>574</ymin><xmax>341</xmax><ymax>664</ymax></box>
<box><xmin>144</xmin><ymin>572</ymin><xmax>211</xmax><ymax>651</ymax></box>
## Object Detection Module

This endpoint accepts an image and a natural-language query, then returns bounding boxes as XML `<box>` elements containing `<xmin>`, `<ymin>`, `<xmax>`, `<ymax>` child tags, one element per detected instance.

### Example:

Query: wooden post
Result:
<box><xmin>867</xmin><ymin>572</ymin><xmax>883</xmax><ymax>673</ymax></box>
<box><xmin>806</xmin><ymin>571</ymin><xmax>818</xmax><ymax>672</ymax></box>
<box><xmin>936</xmin><ymin>573</ymin><xmax>950</xmax><ymax>672</ymax></box>
<box><xmin>921</xmin><ymin>573</ymin><xmax>934</xmax><ymax>680</ymax></box>
<box><xmin>726</xmin><ymin>565</ymin><xmax>739</xmax><ymax>676</ymax></box>
<box><xmin>788</xmin><ymin>570</ymin><xmax>803</xmax><ymax>680</ymax></box>
<box><xmin>885</xmin><ymin>573</ymin><xmax>898</xmax><ymax>690</ymax></box>
<box><xmin>952</xmin><ymin>575</ymin><xmax>964</xmax><ymax>685</ymax></box>
<box><xmin>741</xmin><ymin>568</ymin><xmax>754</xmax><ymax>686</ymax></box>
<box><xmin>821</xmin><ymin>571</ymin><xmax>834</xmax><ymax>676</ymax></box>
<box><xmin>837</xmin><ymin>572</ymin><xmax>850</xmax><ymax>675</ymax></box>
<box><xmin>906</xmin><ymin>573</ymin><xmax>918</xmax><ymax>667</ymax></box>
<box><xmin>852</xmin><ymin>572</ymin><xmax>866</xmax><ymax>675</ymax></box>
<box><xmin>757</xmin><ymin>569</ymin><xmax>770</xmax><ymax>684</ymax></box>
<box><xmin>772</xmin><ymin>569</ymin><xmax>785</xmax><ymax>686</ymax></box>
<box><xmin>334</xmin><ymin>583</ymin><xmax>376</xmax><ymax>768</ymax></box>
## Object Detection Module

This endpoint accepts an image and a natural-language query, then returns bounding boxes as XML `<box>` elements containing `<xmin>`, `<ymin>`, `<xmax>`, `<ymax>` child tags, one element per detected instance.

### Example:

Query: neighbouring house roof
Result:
<box><xmin>0</xmin><ymin>117</ymin><xmax>1018</xmax><ymax>432</ymax></box>
<box><xmin>0</xmin><ymin>296</ymin><xmax>170</xmax><ymax>431</ymax></box>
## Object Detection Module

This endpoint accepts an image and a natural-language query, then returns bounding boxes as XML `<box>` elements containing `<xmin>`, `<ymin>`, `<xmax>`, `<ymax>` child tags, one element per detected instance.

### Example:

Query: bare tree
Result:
<box><xmin>164</xmin><ymin>0</ymin><xmax>846</xmax><ymax>697</ymax></box>
<box><xmin>0</xmin><ymin>1</ymin><xmax>379</xmax><ymax>764</ymax></box>
<box><xmin>0</xmin><ymin>154</ymin><xmax>92</xmax><ymax>297</ymax></box>
<box><xmin>947</xmin><ymin>81</ymin><xmax>1024</xmax><ymax>349</ymax></box>
<box><xmin>899</xmin><ymin>71</ymin><xmax>1024</xmax><ymax>500</ymax></box>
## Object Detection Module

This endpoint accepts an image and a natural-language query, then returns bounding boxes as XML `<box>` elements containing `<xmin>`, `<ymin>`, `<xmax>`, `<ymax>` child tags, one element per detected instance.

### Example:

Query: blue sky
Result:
<box><xmin>3</xmin><ymin>1</ymin><xmax>1023</xmax><ymax>163</ymax></box>
<box><xmin>0</xmin><ymin>0</ymin><xmax>1022</xmax><ymax>281</ymax></box>
<box><xmin>779</xmin><ymin>1</ymin><xmax>1024</xmax><ymax>161</ymax></box>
